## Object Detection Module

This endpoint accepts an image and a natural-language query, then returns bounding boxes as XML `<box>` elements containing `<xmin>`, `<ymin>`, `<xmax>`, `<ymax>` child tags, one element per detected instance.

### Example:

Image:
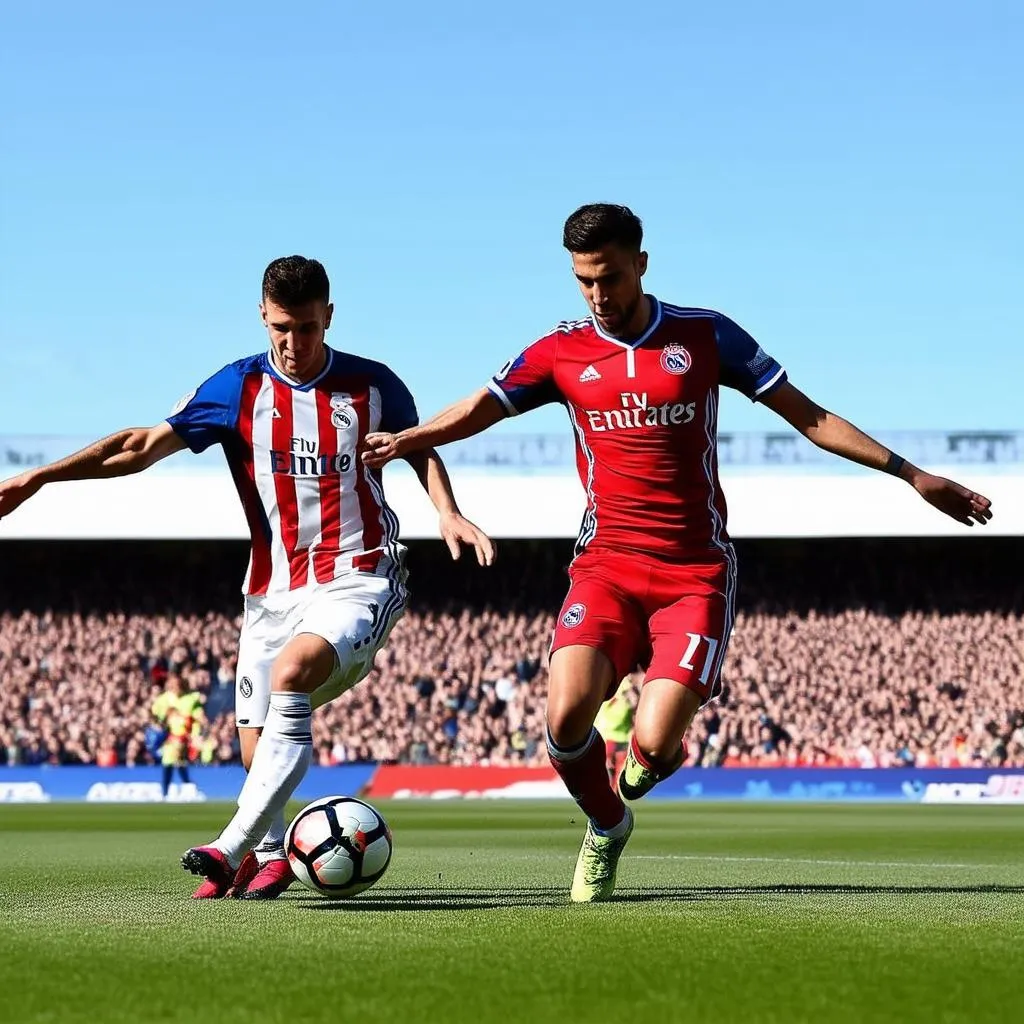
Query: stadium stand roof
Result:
<box><xmin>1</xmin><ymin>431</ymin><xmax>1021</xmax><ymax>539</ymax></box>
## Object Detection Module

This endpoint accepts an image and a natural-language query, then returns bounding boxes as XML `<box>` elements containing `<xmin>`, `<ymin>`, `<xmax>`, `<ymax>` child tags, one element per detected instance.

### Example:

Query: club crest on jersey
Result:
<box><xmin>330</xmin><ymin>393</ymin><xmax>355</xmax><ymax>430</ymax></box>
<box><xmin>561</xmin><ymin>602</ymin><xmax>586</xmax><ymax>629</ymax></box>
<box><xmin>660</xmin><ymin>344</ymin><xmax>691</xmax><ymax>376</ymax></box>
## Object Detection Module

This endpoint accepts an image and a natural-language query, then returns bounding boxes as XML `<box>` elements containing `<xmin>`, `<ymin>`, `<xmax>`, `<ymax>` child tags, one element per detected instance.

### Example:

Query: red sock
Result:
<box><xmin>548</xmin><ymin>729</ymin><xmax>625</xmax><ymax>831</ymax></box>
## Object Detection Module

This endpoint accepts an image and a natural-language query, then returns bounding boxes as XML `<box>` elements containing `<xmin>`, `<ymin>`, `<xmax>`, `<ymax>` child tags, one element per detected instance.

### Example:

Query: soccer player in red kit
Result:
<box><xmin>363</xmin><ymin>204</ymin><xmax>994</xmax><ymax>902</ymax></box>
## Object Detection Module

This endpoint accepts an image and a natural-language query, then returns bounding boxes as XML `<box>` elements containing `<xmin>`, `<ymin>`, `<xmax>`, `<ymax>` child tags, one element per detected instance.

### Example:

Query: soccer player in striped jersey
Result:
<box><xmin>0</xmin><ymin>255</ymin><xmax>494</xmax><ymax>900</ymax></box>
<box><xmin>363</xmin><ymin>203</ymin><xmax>994</xmax><ymax>902</ymax></box>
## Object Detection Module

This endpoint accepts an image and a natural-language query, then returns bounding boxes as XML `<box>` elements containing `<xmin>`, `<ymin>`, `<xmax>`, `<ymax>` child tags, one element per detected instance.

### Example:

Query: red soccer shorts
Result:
<box><xmin>551</xmin><ymin>548</ymin><xmax>736</xmax><ymax>705</ymax></box>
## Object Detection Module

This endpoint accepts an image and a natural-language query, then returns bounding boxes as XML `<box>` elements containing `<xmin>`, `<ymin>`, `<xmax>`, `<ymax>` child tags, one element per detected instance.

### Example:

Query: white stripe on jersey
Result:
<box><xmin>567</xmin><ymin>405</ymin><xmax>598</xmax><ymax>555</ymax></box>
<box><xmin>335</xmin><ymin>392</ymin><xmax>365</xmax><ymax>574</ymax></box>
<box><xmin>698</xmin><ymin>387</ymin><xmax>737</xmax><ymax>702</ymax></box>
<box><xmin>364</xmin><ymin>385</ymin><xmax>395</xmax><ymax>543</ymax></box>
<box><xmin>702</xmin><ymin>390</ymin><xmax>726</xmax><ymax>552</ymax></box>
<box><xmin>754</xmin><ymin>366</ymin><xmax>786</xmax><ymax>396</ymax></box>
<box><xmin>251</xmin><ymin>377</ymin><xmax>291</xmax><ymax>593</ymax></box>
<box><xmin>367</xmin><ymin>386</ymin><xmax>383</xmax><ymax>435</ymax></box>
<box><xmin>486</xmin><ymin>380</ymin><xmax>518</xmax><ymax>416</ymax></box>
<box><xmin>365</xmin><ymin>469</ymin><xmax>398</xmax><ymax>546</ymax></box>
<box><xmin>555</xmin><ymin>318</ymin><xmax>591</xmax><ymax>334</ymax></box>
<box><xmin>290</xmin><ymin>388</ymin><xmax>324</xmax><ymax>588</ymax></box>
<box><xmin>363</xmin><ymin>386</ymin><xmax>405</xmax><ymax>578</ymax></box>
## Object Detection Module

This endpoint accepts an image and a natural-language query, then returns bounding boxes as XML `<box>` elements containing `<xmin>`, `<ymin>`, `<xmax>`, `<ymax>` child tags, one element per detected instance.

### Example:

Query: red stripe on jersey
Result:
<box><xmin>237</xmin><ymin>373</ymin><xmax>272</xmax><ymax>596</ymax></box>
<box><xmin>349</xmin><ymin>388</ymin><xmax>384</xmax><ymax>555</ymax></box>
<box><xmin>312</xmin><ymin>389</ymin><xmax>343</xmax><ymax>584</ymax></box>
<box><xmin>352</xmin><ymin>551</ymin><xmax>382</xmax><ymax>573</ymax></box>
<box><xmin>270</xmin><ymin>379</ymin><xmax>305</xmax><ymax>590</ymax></box>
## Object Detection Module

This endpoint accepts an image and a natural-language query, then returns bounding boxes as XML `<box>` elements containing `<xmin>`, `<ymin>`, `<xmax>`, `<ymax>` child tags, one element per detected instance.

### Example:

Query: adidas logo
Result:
<box><xmin>271</xmin><ymin>408</ymin><xmax>282</xmax><ymax>419</ymax></box>
<box><xmin>578</xmin><ymin>365</ymin><xmax>602</xmax><ymax>383</ymax></box>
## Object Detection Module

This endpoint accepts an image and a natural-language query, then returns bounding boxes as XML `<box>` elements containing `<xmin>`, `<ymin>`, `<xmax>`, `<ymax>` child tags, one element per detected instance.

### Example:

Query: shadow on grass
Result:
<box><xmin>611</xmin><ymin>883</ymin><xmax>1024</xmax><ymax>903</ymax></box>
<box><xmin>295</xmin><ymin>886</ymin><xmax>570</xmax><ymax>911</ymax></box>
<box><xmin>295</xmin><ymin>883</ymin><xmax>1024</xmax><ymax>912</ymax></box>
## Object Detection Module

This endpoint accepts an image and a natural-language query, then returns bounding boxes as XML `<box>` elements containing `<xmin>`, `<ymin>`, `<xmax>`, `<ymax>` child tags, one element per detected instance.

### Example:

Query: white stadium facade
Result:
<box><xmin>2</xmin><ymin>429</ymin><xmax>1021</xmax><ymax>541</ymax></box>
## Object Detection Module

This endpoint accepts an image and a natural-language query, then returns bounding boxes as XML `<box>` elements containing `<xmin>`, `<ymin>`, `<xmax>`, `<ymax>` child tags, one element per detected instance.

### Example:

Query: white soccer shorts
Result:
<box><xmin>234</xmin><ymin>572</ymin><xmax>407</xmax><ymax>729</ymax></box>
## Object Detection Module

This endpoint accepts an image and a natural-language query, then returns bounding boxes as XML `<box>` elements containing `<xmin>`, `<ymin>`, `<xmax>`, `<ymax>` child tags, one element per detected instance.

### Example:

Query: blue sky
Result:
<box><xmin>1</xmin><ymin>0</ymin><xmax>1021</xmax><ymax>445</ymax></box>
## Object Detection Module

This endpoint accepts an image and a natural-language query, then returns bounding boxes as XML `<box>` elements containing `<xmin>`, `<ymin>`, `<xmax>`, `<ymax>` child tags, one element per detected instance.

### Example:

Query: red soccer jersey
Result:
<box><xmin>487</xmin><ymin>298</ymin><xmax>787</xmax><ymax>561</ymax></box>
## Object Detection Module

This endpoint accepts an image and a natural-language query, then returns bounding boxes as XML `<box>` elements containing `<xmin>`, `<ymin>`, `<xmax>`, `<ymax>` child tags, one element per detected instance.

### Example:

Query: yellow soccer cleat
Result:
<box><xmin>618</xmin><ymin>744</ymin><xmax>661</xmax><ymax>802</ymax></box>
<box><xmin>569</xmin><ymin>807</ymin><xmax>634</xmax><ymax>903</ymax></box>
<box><xmin>618</xmin><ymin>739</ymin><xmax>688</xmax><ymax>802</ymax></box>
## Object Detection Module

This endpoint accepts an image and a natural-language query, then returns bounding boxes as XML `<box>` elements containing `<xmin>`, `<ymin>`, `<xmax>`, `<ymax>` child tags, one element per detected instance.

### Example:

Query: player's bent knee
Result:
<box><xmin>547</xmin><ymin>644</ymin><xmax>617</xmax><ymax>748</ymax></box>
<box><xmin>547</xmin><ymin>716</ymin><xmax>587</xmax><ymax>751</ymax></box>
<box><xmin>634</xmin><ymin>733</ymin><xmax>682</xmax><ymax>767</ymax></box>
<box><xmin>633</xmin><ymin>678</ymin><xmax>702</xmax><ymax>764</ymax></box>
<box><xmin>270</xmin><ymin>657</ymin><xmax>303</xmax><ymax>692</ymax></box>
<box><xmin>271</xmin><ymin>634</ymin><xmax>338</xmax><ymax>694</ymax></box>
<box><xmin>545</xmin><ymin>703</ymin><xmax>595</xmax><ymax>750</ymax></box>
<box><xmin>632</xmin><ymin>717</ymin><xmax>688</xmax><ymax>761</ymax></box>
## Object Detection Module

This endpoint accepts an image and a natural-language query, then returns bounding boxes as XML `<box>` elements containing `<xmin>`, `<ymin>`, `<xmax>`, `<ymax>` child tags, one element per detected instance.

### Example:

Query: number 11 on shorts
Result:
<box><xmin>679</xmin><ymin>632</ymin><xmax>719</xmax><ymax>684</ymax></box>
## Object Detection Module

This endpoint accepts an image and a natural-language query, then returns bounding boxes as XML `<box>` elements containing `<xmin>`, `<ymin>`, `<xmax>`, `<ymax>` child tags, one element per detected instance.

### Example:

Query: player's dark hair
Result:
<box><xmin>563</xmin><ymin>204</ymin><xmax>643</xmax><ymax>253</ymax></box>
<box><xmin>262</xmin><ymin>256</ymin><xmax>330</xmax><ymax>306</ymax></box>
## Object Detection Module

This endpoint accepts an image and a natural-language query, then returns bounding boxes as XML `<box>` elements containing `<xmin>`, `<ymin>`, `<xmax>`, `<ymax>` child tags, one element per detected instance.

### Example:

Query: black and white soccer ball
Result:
<box><xmin>285</xmin><ymin>796</ymin><xmax>393</xmax><ymax>898</ymax></box>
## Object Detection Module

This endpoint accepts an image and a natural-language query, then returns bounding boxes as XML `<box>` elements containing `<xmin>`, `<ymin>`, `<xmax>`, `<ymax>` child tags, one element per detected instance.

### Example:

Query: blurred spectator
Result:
<box><xmin>0</xmin><ymin>537</ymin><xmax>1021</xmax><ymax>768</ymax></box>
<box><xmin>151</xmin><ymin>673</ymin><xmax>205</xmax><ymax>796</ymax></box>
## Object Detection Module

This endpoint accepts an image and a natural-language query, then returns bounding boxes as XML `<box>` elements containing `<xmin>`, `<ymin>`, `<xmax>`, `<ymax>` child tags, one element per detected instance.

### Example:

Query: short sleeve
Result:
<box><xmin>487</xmin><ymin>335</ymin><xmax>561</xmax><ymax>416</ymax></box>
<box><xmin>166</xmin><ymin>363</ymin><xmax>245</xmax><ymax>453</ymax></box>
<box><xmin>715</xmin><ymin>315</ymin><xmax>787</xmax><ymax>401</ymax></box>
<box><xmin>377</xmin><ymin>367</ymin><xmax>419</xmax><ymax>434</ymax></box>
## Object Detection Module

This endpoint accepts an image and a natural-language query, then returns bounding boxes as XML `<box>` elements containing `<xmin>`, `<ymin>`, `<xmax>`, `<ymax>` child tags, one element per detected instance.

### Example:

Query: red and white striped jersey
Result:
<box><xmin>487</xmin><ymin>298</ymin><xmax>787</xmax><ymax>562</ymax></box>
<box><xmin>167</xmin><ymin>347</ymin><xmax>416</xmax><ymax>597</ymax></box>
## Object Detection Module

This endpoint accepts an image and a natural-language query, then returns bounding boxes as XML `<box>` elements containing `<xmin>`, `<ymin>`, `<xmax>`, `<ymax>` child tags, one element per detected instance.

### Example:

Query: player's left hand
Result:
<box><xmin>439</xmin><ymin>511</ymin><xmax>496</xmax><ymax>566</ymax></box>
<box><xmin>362</xmin><ymin>432</ymin><xmax>403</xmax><ymax>469</ymax></box>
<box><xmin>912</xmin><ymin>472</ymin><xmax>993</xmax><ymax>527</ymax></box>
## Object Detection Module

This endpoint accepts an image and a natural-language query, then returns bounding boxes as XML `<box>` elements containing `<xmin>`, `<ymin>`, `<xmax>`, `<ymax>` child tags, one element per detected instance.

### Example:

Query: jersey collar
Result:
<box><xmin>591</xmin><ymin>295</ymin><xmax>662</xmax><ymax>349</ymax></box>
<box><xmin>266</xmin><ymin>345</ymin><xmax>335</xmax><ymax>390</ymax></box>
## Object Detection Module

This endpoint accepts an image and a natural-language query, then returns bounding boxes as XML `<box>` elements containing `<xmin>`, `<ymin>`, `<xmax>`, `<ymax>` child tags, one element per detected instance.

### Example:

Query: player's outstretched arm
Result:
<box><xmin>404</xmin><ymin>447</ymin><xmax>496</xmax><ymax>567</ymax></box>
<box><xmin>760</xmin><ymin>382</ymin><xmax>993</xmax><ymax>527</ymax></box>
<box><xmin>362</xmin><ymin>388</ymin><xmax>505</xmax><ymax>470</ymax></box>
<box><xmin>0</xmin><ymin>422</ymin><xmax>186</xmax><ymax>522</ymax></box>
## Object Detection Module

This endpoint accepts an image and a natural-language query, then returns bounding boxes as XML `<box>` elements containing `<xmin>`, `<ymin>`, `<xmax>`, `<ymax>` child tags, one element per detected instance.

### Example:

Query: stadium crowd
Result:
<box><xmin>1</xmin><ymin>538</ymin><xmax>1022</xmax><ymax>770</ymax></box>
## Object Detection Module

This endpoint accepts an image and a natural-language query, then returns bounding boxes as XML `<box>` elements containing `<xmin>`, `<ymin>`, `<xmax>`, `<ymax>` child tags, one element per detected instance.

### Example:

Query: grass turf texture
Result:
<box><xmin>1</xmin><ymin>802</ymin><xmax>1022</xmax><ymax>1024</ymax></box>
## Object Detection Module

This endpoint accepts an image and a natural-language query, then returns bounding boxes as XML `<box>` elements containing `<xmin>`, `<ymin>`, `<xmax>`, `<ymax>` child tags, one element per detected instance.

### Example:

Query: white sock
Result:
<box><xmin>254</xmin><ymin>811</ymin><xmax>287</xmax><ymax>865</ymax></box>
<box><xmin>594</xmin><ymin>807</ymin><xmax>632</xmax><ymax>839</ymax></box>
<box><xmin>215</xmin><ymin>692</ymin><xmax>312</xmax><ymax>868</ymax></box>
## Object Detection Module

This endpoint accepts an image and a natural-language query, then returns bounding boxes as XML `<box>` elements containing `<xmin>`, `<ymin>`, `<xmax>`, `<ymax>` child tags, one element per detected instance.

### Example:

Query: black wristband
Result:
<box><xmin>885</xmin><ymin>452</ymin><xmax>905</xmax><ymax>477</ymax></box>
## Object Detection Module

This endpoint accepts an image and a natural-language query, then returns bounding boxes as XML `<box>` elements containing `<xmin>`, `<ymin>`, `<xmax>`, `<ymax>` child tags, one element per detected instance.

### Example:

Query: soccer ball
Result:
<box><xmin>285</xmin><ymin>795</ymin><xmax>393</xmax><ymax>898</ymax></box>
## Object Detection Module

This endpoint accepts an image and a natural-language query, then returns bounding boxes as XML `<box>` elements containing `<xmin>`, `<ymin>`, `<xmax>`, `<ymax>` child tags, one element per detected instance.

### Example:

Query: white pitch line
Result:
<box><xmin>633</xmin><ymin>855</ymin><xmax>1006</xmax><ymax>870</ymax></box>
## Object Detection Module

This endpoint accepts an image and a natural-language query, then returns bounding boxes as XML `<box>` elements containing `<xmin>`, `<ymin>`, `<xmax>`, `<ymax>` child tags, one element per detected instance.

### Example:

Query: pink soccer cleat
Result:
<box><xmin>236</xmin><ymin>857</ymin><xmax>296</xmax><ymax>901</ymax></box>
<box><xmin>190</xmin><ymin>850</ymin><xmax>258</xmax><ymax>899</ymax></box>
<box><xmin>191</xmin><ymin>876</ymin><xmax>229</xmax><ymax>900</ymax></box>
<box><xmin>182</xmin><ymin>844</ymin><xmax>243</xmax><ymax>898</ymax></box>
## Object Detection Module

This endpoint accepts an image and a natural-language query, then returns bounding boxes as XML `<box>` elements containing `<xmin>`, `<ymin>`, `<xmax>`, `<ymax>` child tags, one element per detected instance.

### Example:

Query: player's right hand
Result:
<box><xmin>0</xmin><ymin>472</ymin><xmax>41</xmax><ymax>521</ymax></box>
<box><xmin>912</xmin><ymin>472</ymin><xmax>993</xmax><ymax>527</ymax></box>
<box><xmin>361</xmin><ymin>432</ymin><xmax>404</xmax><ymax>469</ymax></box>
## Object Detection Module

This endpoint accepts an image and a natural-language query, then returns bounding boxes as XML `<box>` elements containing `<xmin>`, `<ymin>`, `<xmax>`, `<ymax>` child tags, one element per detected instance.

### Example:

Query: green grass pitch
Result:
<box><xmin>1</xmin><ymin>801</ymin><xmax>1022</xmax><ymax>1023</ymax></box>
